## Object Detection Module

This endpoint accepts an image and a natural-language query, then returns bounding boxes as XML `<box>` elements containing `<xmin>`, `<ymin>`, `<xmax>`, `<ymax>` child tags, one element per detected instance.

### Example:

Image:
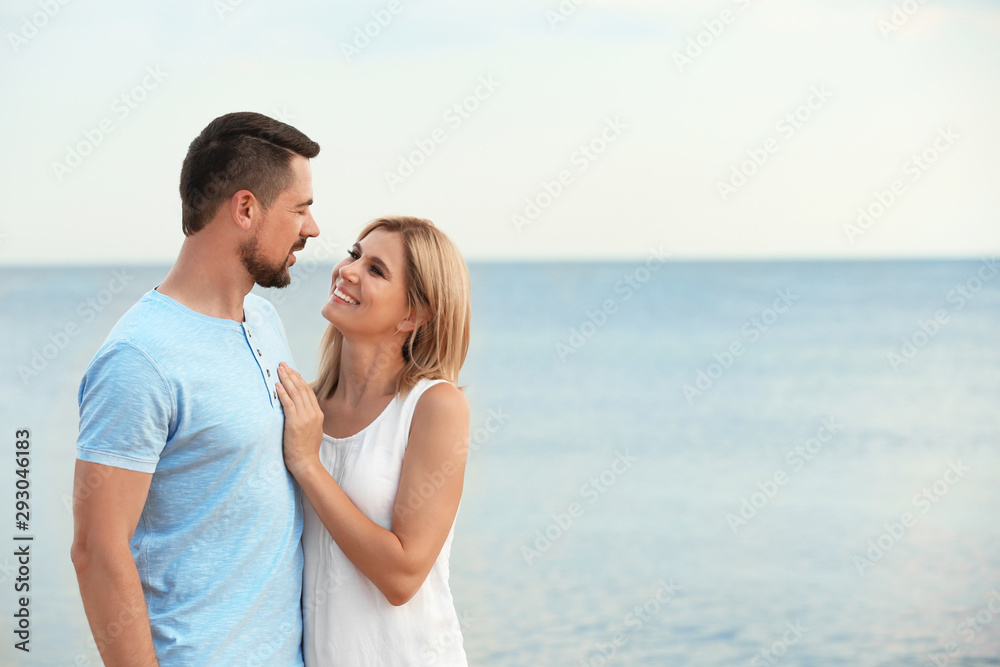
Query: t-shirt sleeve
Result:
<box><xmin>76</xmin><ymin>341</ymin><xmax>174</xmax><ymax>473</ymax></box>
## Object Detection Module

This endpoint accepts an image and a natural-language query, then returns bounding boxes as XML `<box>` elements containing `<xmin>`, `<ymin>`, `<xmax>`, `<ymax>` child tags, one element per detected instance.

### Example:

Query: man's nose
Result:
<box><xmin>301</xmin><ymin>212</ymin><xmax>319</xmax><ymax>238</ymax></box>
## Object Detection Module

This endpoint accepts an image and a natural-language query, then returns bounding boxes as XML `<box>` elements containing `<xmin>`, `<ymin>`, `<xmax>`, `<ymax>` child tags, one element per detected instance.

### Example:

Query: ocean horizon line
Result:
<box><xmin>1</xmin><ymin>255</ymin><xmax>997</xmax><ymax>270</ymax></box>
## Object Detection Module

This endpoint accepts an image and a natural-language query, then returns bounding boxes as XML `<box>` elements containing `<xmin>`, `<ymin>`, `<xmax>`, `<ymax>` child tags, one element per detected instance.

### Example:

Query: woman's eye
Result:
<box><xmin>348</xmin><ymin>249</ymin><xmax>359</xmax><ymax>259</ymax></box>
<box><xmin>370</xmin><ymin>265</ymin><xmax>383</xmax><ymax>277</ymax></box>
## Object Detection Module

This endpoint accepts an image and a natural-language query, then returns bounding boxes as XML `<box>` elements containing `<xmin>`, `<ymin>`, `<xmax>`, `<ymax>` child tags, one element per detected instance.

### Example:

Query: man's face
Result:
<box><xmin>240</xmin><ymin>155</ymin><xmax>318</xmax><ymax>288</ymax></box>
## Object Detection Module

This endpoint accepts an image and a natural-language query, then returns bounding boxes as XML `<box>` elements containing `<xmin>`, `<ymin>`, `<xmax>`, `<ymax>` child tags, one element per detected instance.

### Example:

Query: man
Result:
<box><xmin>71</xmin><ymin>112</ymin><xmax>320</xmax><ymax>666</ymax></box>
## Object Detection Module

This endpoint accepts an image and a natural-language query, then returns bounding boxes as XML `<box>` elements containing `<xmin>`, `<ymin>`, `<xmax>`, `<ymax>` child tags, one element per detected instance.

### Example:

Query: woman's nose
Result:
<box><xmin>339</xmin><ymin>261</ymin><xmax>360</xmax><ymax>283</ymax></box>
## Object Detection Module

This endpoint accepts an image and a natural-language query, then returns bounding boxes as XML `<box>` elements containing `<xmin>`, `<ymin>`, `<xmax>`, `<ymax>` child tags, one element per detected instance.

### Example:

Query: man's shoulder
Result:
<box><xmin>102</xmin><ymin>290</ymin><xmax>183</xmax><ymax>349</ymax></box>
<box><xmin>94</xmin><ymin>290</ymin><xmax>227</xmax><ymax>375</ymax></box>
<box><xmin>79</xmin><ymin>297</ymin><xmax>175</xmax><ymax>411</ymax></box>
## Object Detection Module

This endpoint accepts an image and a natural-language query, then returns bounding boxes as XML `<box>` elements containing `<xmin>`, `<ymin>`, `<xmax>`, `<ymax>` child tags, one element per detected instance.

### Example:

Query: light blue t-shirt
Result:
<box><xmin>77</xmin><ymin>289</ymin><xmax>304</xmax><ymax>666</ymax></box>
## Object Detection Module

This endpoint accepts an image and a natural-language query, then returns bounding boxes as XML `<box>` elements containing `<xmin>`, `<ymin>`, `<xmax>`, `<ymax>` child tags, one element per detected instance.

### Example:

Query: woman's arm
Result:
<box><xmin>277</xmin><ymin>363</ymin><xmax>469</xmax><ymax>606</ymax></box>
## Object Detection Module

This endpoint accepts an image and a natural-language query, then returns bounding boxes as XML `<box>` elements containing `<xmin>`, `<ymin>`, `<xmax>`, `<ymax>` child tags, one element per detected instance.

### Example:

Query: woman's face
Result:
<box><xmin>321</xmin><ymin>228</ymin><xmax>413</xmax><ymax>339</ymax></box>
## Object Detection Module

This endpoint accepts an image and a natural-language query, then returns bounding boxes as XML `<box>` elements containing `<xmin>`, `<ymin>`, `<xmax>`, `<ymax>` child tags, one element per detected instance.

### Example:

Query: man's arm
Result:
<box><xmin>70</xmin><ymin>460</ymin><xmax>159</xmax><ymax>667</ymax></box>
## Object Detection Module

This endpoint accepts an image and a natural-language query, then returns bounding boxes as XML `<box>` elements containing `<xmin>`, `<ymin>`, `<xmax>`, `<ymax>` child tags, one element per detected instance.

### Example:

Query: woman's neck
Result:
<box><xmin>333</xmin><ymin>336</ymin><xmax>406</xmax><ymax>406</ymax></box>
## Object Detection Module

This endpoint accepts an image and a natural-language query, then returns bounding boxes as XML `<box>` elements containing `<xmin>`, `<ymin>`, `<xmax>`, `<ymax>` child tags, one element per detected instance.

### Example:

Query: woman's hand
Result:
<box><xmin>276</xmin><ymin>362</ymin><xmax>324</xmax><ymax>478</ymax></box>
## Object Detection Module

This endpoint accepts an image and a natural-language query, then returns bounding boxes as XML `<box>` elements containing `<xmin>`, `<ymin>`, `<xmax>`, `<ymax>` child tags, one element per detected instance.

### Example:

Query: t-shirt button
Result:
<box><xmin>267</xmin><ymin>368</ymin><xmax>271</xmax><ymax>377</ymax></box>
<box><xmin>257</xmin><ymin>349</ymin><xmax>262</xmax><ymax>356</ymax></box>
<box><xmin>273</xmin><ymin>391</ymin><xmax>277</xmax><ymax>399</ymax></box>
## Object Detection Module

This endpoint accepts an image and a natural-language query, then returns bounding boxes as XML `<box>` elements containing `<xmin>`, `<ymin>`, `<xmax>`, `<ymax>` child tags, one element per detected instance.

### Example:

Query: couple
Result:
<box><xmin>71</xmin><ymin>112</ymin><xmax>471</xmax><ymax>666</ymax></box>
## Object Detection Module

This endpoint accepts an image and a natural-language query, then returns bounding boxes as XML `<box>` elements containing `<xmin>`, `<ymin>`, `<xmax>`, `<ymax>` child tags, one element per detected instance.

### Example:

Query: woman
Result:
<box><xmin>276</xmin><ymin>216</ymin><xmax>472</xmax><ymax>665</ymax></box>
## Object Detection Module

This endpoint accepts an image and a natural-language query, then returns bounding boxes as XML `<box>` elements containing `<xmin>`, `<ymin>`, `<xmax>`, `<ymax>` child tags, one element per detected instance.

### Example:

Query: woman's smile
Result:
<box><xmin>332</xmin><ymin>284</ymin><xmax>359</xmax><ymax>305</ymax></box>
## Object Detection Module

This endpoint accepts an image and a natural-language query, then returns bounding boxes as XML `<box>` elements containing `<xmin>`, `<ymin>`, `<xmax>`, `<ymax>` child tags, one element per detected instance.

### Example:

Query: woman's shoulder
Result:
<box><xmin>404</xmin><ymin>380</ymin><xmax>470</xmax><ymax>454</ymax></box>
<box><xmin>407</xmin><ymin>379</ymin><xmax>469</xmax><ymax>424</ymax></box>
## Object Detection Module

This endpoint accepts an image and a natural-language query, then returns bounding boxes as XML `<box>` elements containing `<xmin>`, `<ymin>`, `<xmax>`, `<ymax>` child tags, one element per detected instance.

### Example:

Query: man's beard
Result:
<box><xmin>239</xmin><ymin>234</ymin><xmax>294</xmax><ymax>289</ymax></box>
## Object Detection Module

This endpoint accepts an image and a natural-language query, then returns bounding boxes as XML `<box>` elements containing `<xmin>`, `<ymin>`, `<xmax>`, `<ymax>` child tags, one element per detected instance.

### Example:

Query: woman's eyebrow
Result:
<box><xmin>354</xmin><ymin>243</ymin><xmax>392</xmax><ymax>278</ymax></box>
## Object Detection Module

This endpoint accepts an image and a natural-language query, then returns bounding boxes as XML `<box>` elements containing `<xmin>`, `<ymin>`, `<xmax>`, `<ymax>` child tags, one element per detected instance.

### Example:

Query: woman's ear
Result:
<box><xmin>395</xmin><ymin>306</ymin><xmax>427</xmax><ymax>335</ymax></box>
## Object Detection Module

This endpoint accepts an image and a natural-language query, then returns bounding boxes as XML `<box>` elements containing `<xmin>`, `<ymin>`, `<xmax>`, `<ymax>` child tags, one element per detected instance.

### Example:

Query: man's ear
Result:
<box><xmin>229</xmin><ymin>190</ymin><xmax>259</xmax><ymax>231</ymax></box>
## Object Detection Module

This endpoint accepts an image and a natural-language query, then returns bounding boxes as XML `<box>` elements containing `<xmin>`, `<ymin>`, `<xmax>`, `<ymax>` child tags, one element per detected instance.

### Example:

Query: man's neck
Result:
<box><xmin>158</xmin><ymin>233</ymin><xmax>253</xmax><ymax>322</ymax></box>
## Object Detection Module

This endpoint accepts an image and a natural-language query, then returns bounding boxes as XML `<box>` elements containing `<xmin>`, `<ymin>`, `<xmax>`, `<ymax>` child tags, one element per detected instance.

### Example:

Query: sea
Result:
<box><xmin>1</xmin><ymin>259</ymin><xmax>998</xmax><ymax>666</ymax></box>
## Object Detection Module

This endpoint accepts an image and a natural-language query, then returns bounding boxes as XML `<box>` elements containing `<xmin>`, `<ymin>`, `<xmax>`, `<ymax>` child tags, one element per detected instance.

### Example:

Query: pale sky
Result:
<box><xmin>1</xmin><ymin>0</ymin><xmax>998</xmax><ymax>264</ymax></box>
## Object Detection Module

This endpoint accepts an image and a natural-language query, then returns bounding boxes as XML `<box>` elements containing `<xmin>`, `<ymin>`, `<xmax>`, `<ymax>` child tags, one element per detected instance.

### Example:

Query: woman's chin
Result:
<box><xmin>321</xmin><ymin>303</ymin><xmax>358</xmax><ymax>335</ymax></box>
<box><xmin>320</xmin><ymin>302</ymin><xmax>344</xmax><ymax>326</ymax></box>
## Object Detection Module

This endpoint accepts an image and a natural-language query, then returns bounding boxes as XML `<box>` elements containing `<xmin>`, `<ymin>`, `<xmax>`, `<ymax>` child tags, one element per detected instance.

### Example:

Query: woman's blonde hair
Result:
<box><xmin>312</xmin><ymin>216</ymin><xmax>471</xmax><ymax>399</ymax></box>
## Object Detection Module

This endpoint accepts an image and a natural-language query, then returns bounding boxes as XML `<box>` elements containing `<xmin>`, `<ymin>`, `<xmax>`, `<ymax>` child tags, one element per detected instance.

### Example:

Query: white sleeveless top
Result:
<box><xmin>302</xmin><ymin>378</ymin><xmax>468</xmax><ymax>666</ymax></box>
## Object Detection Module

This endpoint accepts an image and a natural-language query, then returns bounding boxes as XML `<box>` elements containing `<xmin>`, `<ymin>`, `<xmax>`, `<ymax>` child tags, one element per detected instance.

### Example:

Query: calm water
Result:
<box><xmin>1</xmin><ymin>260</ymin><xmax>998</xmax><ymax>666</ymax></box>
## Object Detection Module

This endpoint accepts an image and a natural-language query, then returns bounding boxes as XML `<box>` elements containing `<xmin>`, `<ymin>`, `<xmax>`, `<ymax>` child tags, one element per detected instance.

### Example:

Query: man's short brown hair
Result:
<box><xmin>179</xmin><ymin>112</ymin><xmax>320</xmax><ymax>236</ymax></box>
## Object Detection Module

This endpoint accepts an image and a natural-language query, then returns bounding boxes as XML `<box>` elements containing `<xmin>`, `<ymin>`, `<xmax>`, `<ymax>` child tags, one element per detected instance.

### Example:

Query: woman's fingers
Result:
<box><xmin>275</xmin><ymin>377</ymin><xmax>296</xmax><ymax>414</ymax></box>
<box><xmin>276</xmin><ymin>363</ymin><xmax>324</xmax><ymax>477</ymax></box>
<box><xmin>275</xmin><ymin>367</ymin><xmax>297</xmax><ymax>413</ymax></box>
<box><xmin>277</xmin><ymin>363</ymin><xmax>322</xmax><ymax>425</ymax></box>
<box><xmin>279</xmin><ymin>363</ymin><xmax>322</xmax><ymax>415</ymax></box>
<box><xmin>277</xmin><ymin>363</ymin><xmax>307</xmax><ymax>406</ymax></box>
